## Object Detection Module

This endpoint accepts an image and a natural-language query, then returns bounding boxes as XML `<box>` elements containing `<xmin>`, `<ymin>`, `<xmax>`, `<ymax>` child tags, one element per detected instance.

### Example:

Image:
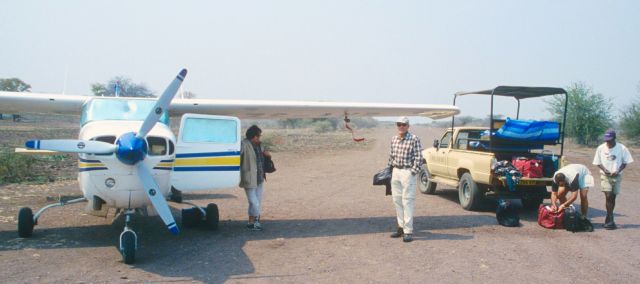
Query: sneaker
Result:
<box><xmin>390</xmin><ymin>227</ymin><xmax>403</xmax><ymax>238</ymax></box>
<box><xmin>251</xmin><ymin>221</ymin><xmax>263</xmax><ymax>231</ymax></box>
<box><xmin>403</xmin><ymin>234</ymin><xmax>413</xmax><ymax>243</ymax></box>
<box><xmin>246</xmin><ymin>223</ymin><xmax>254</xmax><ymax>229</ymax></box>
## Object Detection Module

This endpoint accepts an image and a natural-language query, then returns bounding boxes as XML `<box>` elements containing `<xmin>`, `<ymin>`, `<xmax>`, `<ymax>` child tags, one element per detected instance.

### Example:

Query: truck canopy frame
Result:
<box><xmin>451</xmin><ymin>86</ymin><xmax>569</xmax><ymax>156</ymax></box>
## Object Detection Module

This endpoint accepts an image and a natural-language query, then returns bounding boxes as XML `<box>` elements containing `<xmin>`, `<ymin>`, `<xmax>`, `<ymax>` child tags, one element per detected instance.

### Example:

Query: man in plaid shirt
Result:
<box><xmin>387</xmin><ymin>116</ymin><xmax>423</xmax><ymax>242</ymax></box>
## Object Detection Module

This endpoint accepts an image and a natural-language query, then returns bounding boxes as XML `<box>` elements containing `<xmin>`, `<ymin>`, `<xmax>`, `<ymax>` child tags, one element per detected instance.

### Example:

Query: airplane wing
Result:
<box><xmin>170</xmin><ymin>99</ymin><xmax>459</xmax><ymax>119</ymax></box>
<box><xmin>0</xmin><ymin>92</ymin><xmax>459</xmax><ymax>119</ymax></box>
<box><xmin>0</xmin><ymin>92</ymin><xmax>88</xmax><ymax>114</ymax></box>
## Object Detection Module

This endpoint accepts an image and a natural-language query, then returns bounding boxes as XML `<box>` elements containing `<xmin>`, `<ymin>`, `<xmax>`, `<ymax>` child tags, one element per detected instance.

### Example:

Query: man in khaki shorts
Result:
<box><xmin>593</xmin><ymin>129</ymin><xmax>634</xmax><ymax>230</ymax></box>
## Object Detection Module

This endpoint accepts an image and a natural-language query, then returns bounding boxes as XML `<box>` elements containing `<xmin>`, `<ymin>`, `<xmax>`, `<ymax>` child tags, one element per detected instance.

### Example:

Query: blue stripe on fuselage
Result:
<box><xmin>173</xmin><ymin>166</ymin><xmax>240</xmax><ymax>172</ymax></box>
<box><xmin>175</xmin><ymin>151</ymin><xmax>241</xmax><ymax>158</ymax></box>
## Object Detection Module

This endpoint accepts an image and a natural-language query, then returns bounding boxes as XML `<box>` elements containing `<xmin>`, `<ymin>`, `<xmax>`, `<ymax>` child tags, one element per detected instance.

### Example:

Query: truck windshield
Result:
<box><xmin>80</xmin><ymin>98</ymin><xmax>169</xmax><ymax>126</ymax></box>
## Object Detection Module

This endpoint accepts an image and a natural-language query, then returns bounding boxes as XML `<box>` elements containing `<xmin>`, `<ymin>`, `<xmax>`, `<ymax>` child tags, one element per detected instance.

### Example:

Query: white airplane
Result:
<box><xmin>0</xmin><ymin>69</ymin><xmax>459</xmax><ymax>264</ymax></box>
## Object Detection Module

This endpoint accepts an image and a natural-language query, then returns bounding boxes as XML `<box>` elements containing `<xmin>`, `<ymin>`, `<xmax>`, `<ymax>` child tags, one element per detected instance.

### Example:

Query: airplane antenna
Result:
<box><xmin>115</xmin><ymin>81</ymin><xmax>120</xmax><ymax>97</ymax></box>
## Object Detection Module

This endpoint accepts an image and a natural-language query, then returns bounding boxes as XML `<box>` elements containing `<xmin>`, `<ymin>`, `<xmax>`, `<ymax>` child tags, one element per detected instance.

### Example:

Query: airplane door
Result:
<box><xmin>171</xmin><ymin>114</ymin><xmax>241</xmax><ymax>192</ymax></box>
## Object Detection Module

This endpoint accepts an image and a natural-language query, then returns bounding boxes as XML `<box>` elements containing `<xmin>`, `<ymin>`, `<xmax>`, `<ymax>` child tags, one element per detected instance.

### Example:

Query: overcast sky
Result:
<box><xmin>1</xmin><ymin>1</ymin><xmax>638</xmax><ymax>119</ymax></box>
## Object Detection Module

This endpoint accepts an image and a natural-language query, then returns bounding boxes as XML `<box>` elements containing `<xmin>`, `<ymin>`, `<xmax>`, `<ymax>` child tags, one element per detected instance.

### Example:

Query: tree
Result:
<box><xmin>91</xmin><ymin>76</ymin><xmax>155</xmax><ymax>97</ymax></box>
<box><xmin>0</xmin><ymin>78</ymin><xmax>31</xmax><ymax>121</ymax></box>
<box><xmin>546</xmin><ymin>82</ymin><xmax>613</xmax><ymax>146</ymax></box>
<box><xmin>619</xmin><ymin>83</ymin><xmax>640</xmax><ymax>142</ymax></box>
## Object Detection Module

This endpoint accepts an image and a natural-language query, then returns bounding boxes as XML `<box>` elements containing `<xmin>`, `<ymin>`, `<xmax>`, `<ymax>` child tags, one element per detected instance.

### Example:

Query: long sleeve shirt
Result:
<box><xmin>387</xmin><ymin>132</ymin><xmax>423</xmax><ymax>175</ymax></box>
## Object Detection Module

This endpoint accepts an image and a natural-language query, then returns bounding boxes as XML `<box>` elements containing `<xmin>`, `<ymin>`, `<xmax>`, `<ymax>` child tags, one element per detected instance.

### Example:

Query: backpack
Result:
<box><xmin>496</xmin><ymin>198</ymin><xmax>521</xmax><ymax>227</ymax></box>
<box><xmin>563</xmin><ymin>205</ymin><xmax>592</xmax><ymax>232</ymax></box>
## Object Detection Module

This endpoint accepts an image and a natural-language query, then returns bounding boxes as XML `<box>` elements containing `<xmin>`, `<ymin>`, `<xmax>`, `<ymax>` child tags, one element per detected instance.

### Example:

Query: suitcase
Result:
<box><xmin>512</xmin><ymin>157</ymin><xmax>543</xmax><ymax>178</ymax></box>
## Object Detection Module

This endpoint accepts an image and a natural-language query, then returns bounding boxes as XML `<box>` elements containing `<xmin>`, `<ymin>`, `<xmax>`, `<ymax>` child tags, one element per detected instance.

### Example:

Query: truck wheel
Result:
<box><xmin>417</xmin><ymin>165</ymin><xmax>437</xmax><ymax>195</ymax></box>
<box><xmin>458</xmin><ymin>173</ymin><xmax>483</xmax><ymax>211</ymax></box>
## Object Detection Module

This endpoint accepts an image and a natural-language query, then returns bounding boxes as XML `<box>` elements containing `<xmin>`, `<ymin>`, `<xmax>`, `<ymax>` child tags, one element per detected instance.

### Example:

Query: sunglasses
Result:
<box><xmin>396</xmin><ymin>123</ymin><xmax>408</xmax><ymax>127</ymax></box>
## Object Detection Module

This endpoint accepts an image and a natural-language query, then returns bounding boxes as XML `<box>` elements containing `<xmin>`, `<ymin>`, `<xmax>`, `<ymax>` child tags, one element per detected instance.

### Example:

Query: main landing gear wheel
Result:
<box><xmin>181</xmin><ymin>207</ymin><xmax>202</xmax><ymax>229</ymax></box>
<box><xmin>204</xmin><ymin>203</ymin><xmax>219</xmax><ymax>230</ymax></box>
<box><xmin>18</xmin><ymin>207</ymin><xmax>34</xmax><ymax>238</ymax></box>
<box><xmin>181</xmin><ymin>203</ymin><xmax>219</xmax><ymax>230</ymax></box>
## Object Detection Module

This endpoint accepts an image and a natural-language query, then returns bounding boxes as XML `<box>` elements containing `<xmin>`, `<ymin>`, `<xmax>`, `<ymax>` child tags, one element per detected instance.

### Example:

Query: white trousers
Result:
<box><xmin>391</xmin><ymin>168</ymin><xmax>416</xmax><ymax>234</ymax></box>
<box><xmin>244</xmin><ymin>183</ymin><xmax>264</xmax><ymax>217</ymax></box>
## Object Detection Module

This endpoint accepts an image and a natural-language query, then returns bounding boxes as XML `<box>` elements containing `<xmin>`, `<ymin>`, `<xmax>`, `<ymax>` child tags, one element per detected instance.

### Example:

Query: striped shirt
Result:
<box><xmin>388</xmin><ymin>132</ymin><xmax>423</xmax><ymax>175</ymax></box>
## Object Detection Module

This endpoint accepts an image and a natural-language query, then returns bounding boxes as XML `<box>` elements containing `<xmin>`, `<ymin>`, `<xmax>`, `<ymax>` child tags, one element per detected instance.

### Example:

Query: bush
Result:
<box><xmin>620</xmin><ymin>95</ymin><xmax>640</xmax><ymax>142</ymax></box>
<box><xmin>546</xmin><ymin>82</ymin><xmax>613</xmax><ymax>146</ymax></box>
<box><xmin>313</xmin><ymin>120</ymin><xmax>334</xmax><ymax>133</ymax></box>
<box><xmin>0</xmin><ymin>152</ymin><xmax>37</xmax><ymax>184</ymax></box>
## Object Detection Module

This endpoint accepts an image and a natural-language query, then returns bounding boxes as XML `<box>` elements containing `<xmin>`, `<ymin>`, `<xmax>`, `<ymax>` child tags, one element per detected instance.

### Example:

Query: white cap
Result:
<box><xmin>396</xmin><ymin>116</ymin><xmax>409</xmax><ymax>124</ymax></box>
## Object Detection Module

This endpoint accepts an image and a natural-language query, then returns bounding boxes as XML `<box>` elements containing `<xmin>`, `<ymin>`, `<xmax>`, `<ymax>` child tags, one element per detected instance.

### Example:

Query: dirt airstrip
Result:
<box><xmin>0</xmin><ymin>121</ymin><xmax>639</xmax><ymax>283</ymax></box>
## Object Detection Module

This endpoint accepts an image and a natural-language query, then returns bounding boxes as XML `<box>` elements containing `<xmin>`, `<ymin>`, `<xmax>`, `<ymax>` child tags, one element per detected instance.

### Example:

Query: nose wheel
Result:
<box><xmin>119</xmin><ymin>210</ymin><xmax>138</xmax><ymax>264</ymax></box>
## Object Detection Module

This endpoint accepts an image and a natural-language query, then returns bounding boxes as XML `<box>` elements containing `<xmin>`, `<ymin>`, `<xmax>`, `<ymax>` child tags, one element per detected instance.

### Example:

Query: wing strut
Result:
<box><xmin>344</xmin><ymin>114</ymin><xmax>365</xmax><ymax>142</ymax></box>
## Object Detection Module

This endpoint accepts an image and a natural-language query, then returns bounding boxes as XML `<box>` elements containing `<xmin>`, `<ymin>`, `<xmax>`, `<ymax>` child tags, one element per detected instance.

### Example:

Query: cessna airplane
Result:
<box><xmin>0</xmin><ymin>69</ymin><xmax>459</xmax><ymax>264</ymax></box>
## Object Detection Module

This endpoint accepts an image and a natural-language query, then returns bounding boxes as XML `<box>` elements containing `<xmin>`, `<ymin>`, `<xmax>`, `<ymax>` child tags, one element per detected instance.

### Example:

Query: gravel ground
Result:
<box><xmin>0</xmin><ymin>125</ymin><xmax>639</xmax><ymax>283</ymax></box>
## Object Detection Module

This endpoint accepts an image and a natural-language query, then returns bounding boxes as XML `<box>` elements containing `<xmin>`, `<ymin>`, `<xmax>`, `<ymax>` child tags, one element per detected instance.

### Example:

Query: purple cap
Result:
<box><xmin>604</xmin><ymin>129</ymin><xmax>616</xmax><ymax>141</ymax></box>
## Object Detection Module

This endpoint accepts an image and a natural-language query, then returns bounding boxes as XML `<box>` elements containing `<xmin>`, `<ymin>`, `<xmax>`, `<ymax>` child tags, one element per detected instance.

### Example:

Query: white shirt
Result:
<box><xmin>553</xmin><ymin>164</ymin><xmax>593</xmax><ymax>190</ymax></box>
<box><xmin>592</xmin><ymin>142</ymin><xmax>634</xmax><ymax>174</ymax></box>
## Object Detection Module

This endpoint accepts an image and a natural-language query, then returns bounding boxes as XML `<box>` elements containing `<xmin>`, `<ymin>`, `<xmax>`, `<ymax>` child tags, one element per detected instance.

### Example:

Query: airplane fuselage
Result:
<box><xmin>78</xmin><ymin>120</ymin><xmax>175</xmax><ymax>211</ymax></box>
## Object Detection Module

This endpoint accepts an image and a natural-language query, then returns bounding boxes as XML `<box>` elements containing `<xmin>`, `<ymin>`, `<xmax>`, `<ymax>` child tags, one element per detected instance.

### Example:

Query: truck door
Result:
<box><xmin>430</xmin><ymin>131</ymin><xmax>452</xmax><ymax>177</ymax></box>
<box><xmin>171</xmin><ymin>114</ymin><xmax>241</xmax><ymax>192</ymax></box>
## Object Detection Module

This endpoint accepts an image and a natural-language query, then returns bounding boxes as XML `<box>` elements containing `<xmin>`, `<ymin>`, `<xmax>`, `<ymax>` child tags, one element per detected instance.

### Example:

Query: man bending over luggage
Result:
<box><xmin>551</xmin><ymin>164</ymin><xmax>594</xmax><ymax>219</ymax></box>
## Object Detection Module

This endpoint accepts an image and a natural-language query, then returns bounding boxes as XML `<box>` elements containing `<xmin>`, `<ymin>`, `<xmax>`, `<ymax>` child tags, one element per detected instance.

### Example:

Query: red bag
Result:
<box><xmin>512</xmin><ymin>157</ymin><xmax>543</xmax><ymax>178</ymax></box>
<box><xmin>538</xmin><ymin>204</ymin><xmax>564</xmax><ymax>229</ymax></box>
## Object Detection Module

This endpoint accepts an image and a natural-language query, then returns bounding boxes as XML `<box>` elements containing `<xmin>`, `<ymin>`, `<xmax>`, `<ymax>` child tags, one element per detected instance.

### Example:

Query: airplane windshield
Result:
<box><xmin>80</xmin><ymin>98</ymin><xmax>169</xmax><ymax>126</ymax></box>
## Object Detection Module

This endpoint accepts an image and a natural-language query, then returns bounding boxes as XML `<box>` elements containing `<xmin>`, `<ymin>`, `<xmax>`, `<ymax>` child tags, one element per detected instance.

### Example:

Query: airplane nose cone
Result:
<box><xmin>116</xmin><ymin>132</ymin><xmax>147</xmax><ymax>165</ymax></box>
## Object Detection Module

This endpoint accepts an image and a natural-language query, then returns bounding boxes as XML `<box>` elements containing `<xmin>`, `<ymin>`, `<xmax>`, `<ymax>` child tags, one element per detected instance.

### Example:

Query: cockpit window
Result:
<box><xmin>147</xmin><ymin>136</ymin><xmax>167</xmax><ymax>156</ymax></box>
<box><xmin>91</xmin><ymin>136</ymin><xmax>116</xmax><ymax>156</ymax></box>
<box><xmin>80</xmin><ymin>98</ymin><xmax>169</xmax><ymax>126</ymax></box>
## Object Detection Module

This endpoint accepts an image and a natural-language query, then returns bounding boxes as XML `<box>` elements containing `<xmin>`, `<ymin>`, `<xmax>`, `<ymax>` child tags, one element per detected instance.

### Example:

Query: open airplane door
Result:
<box><xmin>171</xmin><ymin>114</ymin><xmax>241</xmax><ymax>192</ymax></box>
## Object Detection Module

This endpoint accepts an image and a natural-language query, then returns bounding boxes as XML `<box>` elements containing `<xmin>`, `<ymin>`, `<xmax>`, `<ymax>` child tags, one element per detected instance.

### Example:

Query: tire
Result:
<box><xmin>417</xmin><ymin>165</ymin><xmax>437</xmax><ymax>195</ymax></box>
<box><xmin>181</xmin><ymin>207</ymin><xmax>202</xmax><ymax>229</ymax></box>
<box><xmin>121</xmin><ymin>231</ymin><xmax>136</xmax><ymax>264</ymax></box>
<box><xmin>458</xmin><ymin>173</ymin><xmax>484</xmax><ymax>211</ymax></box>
<box><xmin>204</xmin><ymin>203</ymin><xmax>219</xmax><ymax>230</ymax></box>
<box><xmin>18</xmin><ymin>207</ymin><xmax>34</xmax><ymax>238</ymax></box>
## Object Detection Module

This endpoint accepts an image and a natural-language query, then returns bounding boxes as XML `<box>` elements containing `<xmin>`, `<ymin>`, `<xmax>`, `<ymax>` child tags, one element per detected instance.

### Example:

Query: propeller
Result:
<box><xmin>137</xmin><ymin>163</ymin><xmax>179</xmax><ymax>234</ymax></box>
<box><xmin>25</xmin><ymin>139</ymin><xmax>116</xmax><ymax>154</ymax></box>
<box><xmin>137</xmin><ymin>69</ymin><xmax>187</xmax><ymax>139</ymax></box>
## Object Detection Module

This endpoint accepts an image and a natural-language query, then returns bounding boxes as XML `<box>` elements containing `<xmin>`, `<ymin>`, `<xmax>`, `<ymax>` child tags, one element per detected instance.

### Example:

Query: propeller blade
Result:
<box><xmin>137</xmin><ymin>163</ymin><xmax>179</xmax><ymax>235</ymax></box>
<box><xmin>137</xmin><ymin>69</ymin><xmax>187</xmax><ymax>138</ymax></box>
<box><xmin>25</xmin><ymin>139</ymin><xmax>116</xmax><ymax>154</ymax></box>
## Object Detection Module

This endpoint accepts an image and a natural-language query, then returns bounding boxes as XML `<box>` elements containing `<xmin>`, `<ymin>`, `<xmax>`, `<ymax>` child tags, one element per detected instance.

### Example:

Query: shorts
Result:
<box><xmin>600</xmin><ymin>174</ymin><xmax>622</xmax><ymax>195</ymax></box>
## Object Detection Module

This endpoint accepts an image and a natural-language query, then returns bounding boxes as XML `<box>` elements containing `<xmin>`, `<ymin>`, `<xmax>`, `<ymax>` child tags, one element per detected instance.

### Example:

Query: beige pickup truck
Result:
<box><xmin>417</xmin><ymin>86</ymin><xmax>569</xmax><ymax>210</ymax></box>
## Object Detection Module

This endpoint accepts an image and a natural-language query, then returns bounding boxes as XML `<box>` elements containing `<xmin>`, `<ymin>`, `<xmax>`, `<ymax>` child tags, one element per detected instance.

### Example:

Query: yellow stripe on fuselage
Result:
<box><xmin>155</xmin><ymin>162</ymin><xmax>174</xmax><ymax>167</ymax></box>
<box><xmin>174</xmin><ymin>156</ymin><xmax>240</xmax><ymax>166</ymax></box>
<box><xmin>79</xmin><ymin>162</ymin><xmax>106</xmax><ymax>168</ymax></box>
